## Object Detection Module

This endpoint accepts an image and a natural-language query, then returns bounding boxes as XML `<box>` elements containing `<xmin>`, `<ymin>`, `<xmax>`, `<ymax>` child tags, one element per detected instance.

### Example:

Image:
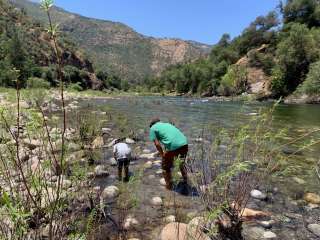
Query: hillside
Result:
<box><xmin>11</xmin><ymin>0</ymin><xmax>211</xmax><ymax>83</ymax></box>
<box><xmin>1</xmin><ymin>0</ymin><xmax>101</xmax><ymax>89</ymax></box>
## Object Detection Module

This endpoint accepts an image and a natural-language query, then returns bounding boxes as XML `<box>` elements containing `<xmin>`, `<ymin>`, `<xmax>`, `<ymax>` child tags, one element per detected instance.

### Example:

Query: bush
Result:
<box><xmin>68</xmin><ymin>83</ymin><xmax>83</xmax><ymax>92</ymax></box>
<box><xmin>26</xmin><ymin>77</ymin><xmax>50</xmax><ymax>89</ymax></box>
<box><xmin>297</xmin><ymin>60</ymin><xmax>320</xmax><ymax>95</ymax></box>
<box><xmin>218</xmin><ymin>65</ymin><xmax>248</xmax><ymax>96</ymax></box>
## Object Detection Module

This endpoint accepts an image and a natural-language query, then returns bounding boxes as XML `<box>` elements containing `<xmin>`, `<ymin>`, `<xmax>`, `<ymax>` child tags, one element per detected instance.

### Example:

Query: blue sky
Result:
<box><xmin>46</xmin><ymin>0</ymin><xmax>280</xmax><ymax>45</ymax></box>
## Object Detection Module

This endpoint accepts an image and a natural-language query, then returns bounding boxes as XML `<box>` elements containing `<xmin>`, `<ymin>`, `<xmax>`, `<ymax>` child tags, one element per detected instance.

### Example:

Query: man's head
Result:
<box><xmin>149</xmin><ymin>117</ymin><xmax>160</xmax><ymax>128</ymax></box>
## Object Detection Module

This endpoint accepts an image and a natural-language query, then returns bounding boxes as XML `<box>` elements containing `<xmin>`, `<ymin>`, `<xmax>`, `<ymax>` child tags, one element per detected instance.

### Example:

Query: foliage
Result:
<box><xmin>218</xmin><ymin>65</ymin><xmax>248</xmax><ymax>96</ymax></box>
<box><xmin>26</xmin><ymin>77</ymin><xmax>51</xmax><ymax>89</ymax></box>
<box><xmin>297</xmin><ymin>60</ymin><xmax>320</xmax><ymax>95</ymax></box>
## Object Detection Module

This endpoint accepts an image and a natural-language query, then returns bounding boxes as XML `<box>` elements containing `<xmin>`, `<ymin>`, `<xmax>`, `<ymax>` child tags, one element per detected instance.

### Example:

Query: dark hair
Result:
<box><xmin>149</xmin><ymin>117</ymin><xmax>160</xmax><ymax>128</ymax></box>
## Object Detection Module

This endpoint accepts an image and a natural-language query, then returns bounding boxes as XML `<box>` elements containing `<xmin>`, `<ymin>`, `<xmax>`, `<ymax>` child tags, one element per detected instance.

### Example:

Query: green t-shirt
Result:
<box><xmin>149</xmin><ymin>122</ymin><xmax>188</xmax><ymax>151</ymax></box>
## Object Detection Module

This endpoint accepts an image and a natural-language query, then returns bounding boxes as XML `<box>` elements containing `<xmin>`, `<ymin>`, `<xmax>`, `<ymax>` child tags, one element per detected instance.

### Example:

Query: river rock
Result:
<box><xmin>165</xmin><ymin>215</ymin><xmax>176</xmax><ymax>223</ymax></box>
<box><xmin>263</xmin><ymin>231</ymin><xmax>277</xmax><ymax>239</ymax></box>
<box><xmin>123</xmin><ymin>215</ymin><xmax>139</xmax><ymax>230</ymax></box>
<box><xmin>94</xmin><ymin>165</ymin><xmax>109</xmax><ymax>177</ymax></box>
<box><xmin>101</xmin><ymin>186</ymin><xmax>119</xmax><ymax>200</ymax></box>
<box><xmin>92</xmin><ymin>136</ymin><xmax>104</xmax><ymax>149</ymax></box>
<box><xmin>304</xmin><ymin>193</ymin><xmax>320</xmax><ymax>204</ymax></box>
<box><xmin>143</xmin><ymin>149</ymin><xmax>151</xmax><ymax>154</ymax></box>
<box><xmin>101</xmin><ymin>128</ymin><xmax>111</xmax><ymax>134</ymax></box>
<box><xmin>188</xmin><ymin>217</ymin><xmax>206</xmax><ymax>231</ymax></box>
<box><xmin>144</xmin><ymin>161</ymin><xmax>153</xmax><ymax>169</ymax></box>
<box><xmin>125</xmin><ymin>138</ymin><xmax>135</xmax><ymax>144</ymax></box>
<box><xmin>258</xmin><ymin>220</ymin><xmax>275</xmax><ymax>229</ymax></box>
<box><xmin>110</xmin><ymin>157</ymin><xmax>117</xmax><ymax>166</ymax></box>
<box><xmin>160</xmin><ymin>222</ymin><xmax>210</xmax><ymax>240</ymax></box>
<box><xmin>140</xmin><ymin>152</ymin><xmax>157</xmax><ymax>160</ymax></box>
<box><xmin>23</xmin><ymin>139</ymin><xmax>42</xmax><ymax>150</ymax></box>
<box><xmin>151</xmin><ymin>197</ymin><xmax>163</xmax><ymax>206</ymax></box>
<box><xmin>250</xmin><ymin>189</ymin><xmax>267</xmax><ymax>200</ymax></box>
<box><xmin>160</xmin><ymin>178</ymin><xmax>166</xmax><ymax>186</ymax></box>
<box><xmin>148</xmin><ymin>174</ymin><xmax>156</xmax><ymax>180</ymax></box>
<box><xmin>308</xmin><ymin>224</ymin><xmax>320</xmax><ymax>237</ymax></box>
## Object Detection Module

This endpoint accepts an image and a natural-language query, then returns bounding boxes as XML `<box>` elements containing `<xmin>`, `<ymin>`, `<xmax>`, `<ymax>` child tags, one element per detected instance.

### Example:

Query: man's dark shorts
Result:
<box><xmin>162</xmin><ymin>145</ymin><xmax>188</xmax><ymax>170</ymax></box>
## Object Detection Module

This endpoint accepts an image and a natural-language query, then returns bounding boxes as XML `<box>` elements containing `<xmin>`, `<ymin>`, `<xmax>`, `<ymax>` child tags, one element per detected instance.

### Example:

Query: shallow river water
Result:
<box><xmin>85</xmin><ymin>96</ymin><xmax>320</xmax><ymax>193</ymax></box>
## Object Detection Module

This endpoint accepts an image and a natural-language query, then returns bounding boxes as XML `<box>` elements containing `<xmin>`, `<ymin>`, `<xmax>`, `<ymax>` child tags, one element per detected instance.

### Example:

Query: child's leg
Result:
<box><xmin>124</xmin><ymin>159</ymin><xmax>129</xmax><ymax>182</ymax></box>
<box><xmin>118</xmin><ymin>161</ymin><xmax>123</xmax><ymax>181</ymax></box>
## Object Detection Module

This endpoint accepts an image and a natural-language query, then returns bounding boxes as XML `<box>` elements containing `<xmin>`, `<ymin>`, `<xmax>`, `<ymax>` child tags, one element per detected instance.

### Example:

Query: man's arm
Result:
<box><xmin>153</xmin><ymin>139</ymin><xmax>165</xmax><ymax>158</ymax></box>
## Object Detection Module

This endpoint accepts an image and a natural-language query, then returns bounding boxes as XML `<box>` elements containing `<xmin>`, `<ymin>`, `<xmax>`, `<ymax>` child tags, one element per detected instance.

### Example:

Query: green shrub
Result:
<box><xmin>297</xmin><ymin>60</ymin><xmax>320</xmax><ymax>95</ymax></box>
<box><xmin>68</xmin><ymin>83</ymin><xmax>83</xmax><ymax>92</ymax></box>
<box><xmin>26</xmin><ymin>77</ymin><xmax>50</xmax><ymax>89</ymax></box>
<box><xmin>218</xmin><ymin>65</ymin><xmax>247</xmax><ymax>96</ymax></box>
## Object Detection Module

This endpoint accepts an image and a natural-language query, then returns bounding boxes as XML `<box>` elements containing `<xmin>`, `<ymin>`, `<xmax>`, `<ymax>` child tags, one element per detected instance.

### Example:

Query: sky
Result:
<box><xmin>41</xmin><ymin>0</ymin><xmax>280</xmax><ymax>45</ymax></box>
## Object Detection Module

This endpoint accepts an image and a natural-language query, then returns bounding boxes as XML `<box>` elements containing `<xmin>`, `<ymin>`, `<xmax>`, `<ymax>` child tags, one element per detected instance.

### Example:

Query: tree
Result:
<box><xmin>298</xmin><ymin>60</ymin><xmax>320</xmax><ymax>95</ymax></box>
<box><xmin>282</xmin><ymin>0</ymin><xmax>320</xmax><ymax>28</ymax></box>
<box><xmin>271</xmin><ymin>23</ymin><xmax>320</xmax><ymax>96</ymax></box>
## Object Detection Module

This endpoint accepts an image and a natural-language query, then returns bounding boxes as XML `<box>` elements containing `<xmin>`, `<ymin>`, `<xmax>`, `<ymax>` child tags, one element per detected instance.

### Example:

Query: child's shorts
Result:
<box><xmin>117</xmin><ymin>158</ymin><xmax>129</xmax><ymax>168</ymax></box>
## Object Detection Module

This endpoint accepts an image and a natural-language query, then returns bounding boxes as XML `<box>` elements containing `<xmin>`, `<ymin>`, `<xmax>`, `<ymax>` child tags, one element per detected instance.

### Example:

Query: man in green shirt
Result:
<box><xmin>149</xmin><ymin>118</ymin><xmax>188</xmax><ymax>190</ymax></box>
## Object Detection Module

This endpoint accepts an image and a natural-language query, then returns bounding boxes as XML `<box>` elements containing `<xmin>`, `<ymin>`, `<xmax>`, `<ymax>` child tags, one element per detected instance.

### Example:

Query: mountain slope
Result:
<box><xmin>11</xmin><ymin>0</ymin><xmax>211</xmax><ymax>82</ymax></box>
<box><xmin>1</xmin><ymin>0</ymin><xmax>101</xmax><ymax>88</ymax></box>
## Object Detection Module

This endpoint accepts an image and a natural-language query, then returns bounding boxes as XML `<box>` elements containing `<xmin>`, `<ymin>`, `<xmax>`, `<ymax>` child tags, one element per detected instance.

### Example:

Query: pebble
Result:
<box><xmin>151</xmin><ymin>197</ymin><xmax>163</xmax><ymax>206</ymax></box>
<box><xmin>307</xmin><ymin>224</ymin><xmax>320</xmax><ymax>237</ymax></box>
<box><xmin>250</xmin><ymin>189</ymin><xmax>267</xmax><ymax>200</ymax></box>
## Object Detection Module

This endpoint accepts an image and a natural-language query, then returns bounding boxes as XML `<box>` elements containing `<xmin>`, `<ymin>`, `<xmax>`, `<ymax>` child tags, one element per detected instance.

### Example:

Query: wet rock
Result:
<box><xmin>110</xmin><ymin>157</ymin><xmax>117</xmax><ymax>166</ymax></box>
<box><xmin>92</xmin><ymin>136</ymin><xmax>104</xmax><ymax>149</ymax></box>
<box><xmin>151</xmin><ymin>197</ymin><xmax>163</xmax><ymax>206</ymax></box>
<box><xmin>258</xmin><ymin>220</ymin><xmax>275</xmax><ymax>229</ymax></box>
<box><xmin>165</xmin><ymin>215</ymin><xmax>176</xmax><ymax>223</ymax></box>
<box><xmin>307</xmin><ymin>224</ymin><xmax>320</xmax><ymax>237</ymax></box>
<box><xmin>125</xmin><ymin>138</ymin><xmax>135</xmax><ymax>144</ymax></box>
<box><xmin>304</xmin><ymin>193</ymin><xmax>320</xmax><ymax>204</ymax></box>
<box><xmin>101</xmin><ymin>186</ymin><xmax>119</xmax><ymax>200</ymax></box>
<box><xmin>250</xmin><ymin>189</ymin><xmax>267</xmax><ymax>200</ymax></box>
<box><xmin>123</xmin><ymin>215</ymin><xmax>139</xmax><ymax>230</ymax></box>
<box><xmin>263</xmin><ymin>231</ymin><xmax>277</xmax><ymax>239</ymax></box>
<box><xmin>94</xmin><ymin>165</ymin><xmax>109</xmax><ymax>177</ymax></box>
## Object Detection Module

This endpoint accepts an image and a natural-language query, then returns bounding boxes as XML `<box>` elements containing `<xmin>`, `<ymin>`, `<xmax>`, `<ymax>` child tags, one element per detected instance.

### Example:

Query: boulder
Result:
<box><xmin>101</xmin><ymin>186</ymin><xmax>119</xmax><ymax>200</ymax></box>
<box><xmin>250</xmin><ymin>189</ymin><xmax>267</xmax><ymax>200</ymax></box>
<box><xmin>151</xmin><ymin>197</ymin><xmax>163</xmax><ymax>206</ymax></box>
<box><xmin>304</xmin><ymin>193</ymin><xmax>320</xmax><ymax>204</ymax></box>
<box><xmin>308</xmin><ymin>224</ymin><xmax>320</xmax><ymax>237</ymax></box>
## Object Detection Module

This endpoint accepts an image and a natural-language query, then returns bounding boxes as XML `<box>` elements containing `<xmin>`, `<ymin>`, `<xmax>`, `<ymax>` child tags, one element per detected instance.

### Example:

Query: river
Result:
<box><xmin>84</xmin><ymin>96</ymin><xmax>320</xmax><ymax>194</ymax></box>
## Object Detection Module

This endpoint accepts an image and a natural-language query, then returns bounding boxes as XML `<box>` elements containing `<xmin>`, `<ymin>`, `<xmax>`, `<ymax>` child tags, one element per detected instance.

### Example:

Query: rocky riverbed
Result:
<box><xmin>0</xmin><ymin>91</ymin><xmax>319</xmax><ymax>239</ymax></box>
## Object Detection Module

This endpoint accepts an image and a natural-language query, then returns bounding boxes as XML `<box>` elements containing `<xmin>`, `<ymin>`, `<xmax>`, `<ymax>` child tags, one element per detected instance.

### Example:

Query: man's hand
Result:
<box><xmin>153</xmin><ymin>139</ymin><xmax>164</xmax><ymax>158</ymax></box>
